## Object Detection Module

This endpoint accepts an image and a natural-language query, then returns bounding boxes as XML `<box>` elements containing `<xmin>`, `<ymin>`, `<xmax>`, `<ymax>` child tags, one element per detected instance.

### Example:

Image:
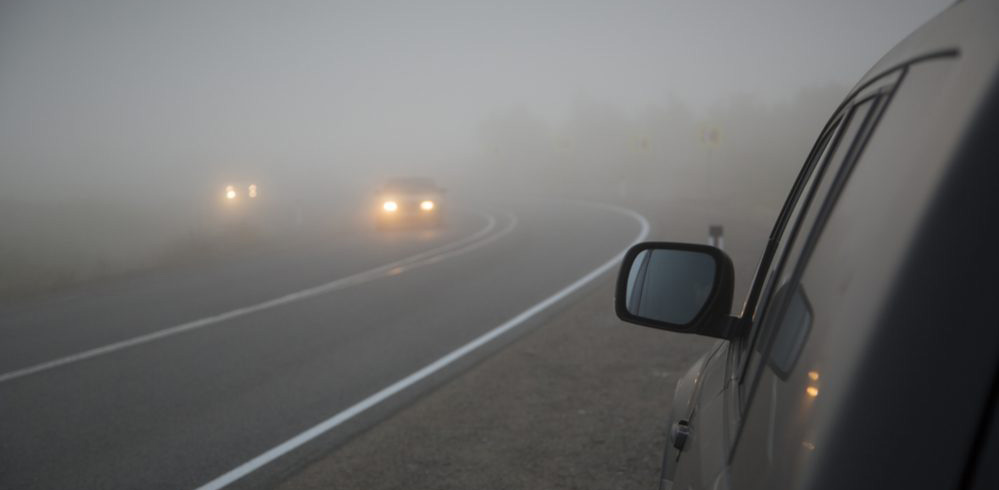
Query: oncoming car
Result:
<box><xmin>615</xmin><ymin>2</ymin><xmax>999</xmax><ymax>490</ymax></box>
<box><xmin>215</xmin><ymin>181</ymin><xmax>263</xmax><ymax>226</ymax></box>
<box><xmin>220</xmin><ymin>182</ymin><xmax>260</xmax><ymax>204</ymax></box>
<box><xmin>375</xmin><ymin>177</ymin><xmax>445</xmax><ymax>229</ymax></box>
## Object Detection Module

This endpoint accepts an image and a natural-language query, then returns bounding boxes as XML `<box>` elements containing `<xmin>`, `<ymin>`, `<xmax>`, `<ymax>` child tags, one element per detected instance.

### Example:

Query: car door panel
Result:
<box><xmin>672</xmin><ymin>342</ymin><xmax>729</xmax><ymax>490</ymax></box>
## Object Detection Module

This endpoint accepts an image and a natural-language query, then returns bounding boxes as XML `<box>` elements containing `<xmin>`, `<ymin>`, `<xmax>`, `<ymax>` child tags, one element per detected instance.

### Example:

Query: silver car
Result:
<box><xmin>616</xmin><ymin>1</ymin><xmax>999</xmax><ymax>489</ymax></box>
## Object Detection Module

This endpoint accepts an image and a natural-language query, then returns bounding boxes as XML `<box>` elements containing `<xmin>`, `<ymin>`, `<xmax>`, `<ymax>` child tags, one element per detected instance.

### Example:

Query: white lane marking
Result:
<box><xmin>392</xmin><ymin>212</ymin><xmax>517</xmax><ymax>270</ymax></box>
<box><xmin>195</xmin><ymin>204</ymin><xmax>649</xmax><ymax>490</ymax></box>
<box><xmin>0</xmin><ymin>212</ymin><xmax>511</xmax><ymax>384</ymax></box>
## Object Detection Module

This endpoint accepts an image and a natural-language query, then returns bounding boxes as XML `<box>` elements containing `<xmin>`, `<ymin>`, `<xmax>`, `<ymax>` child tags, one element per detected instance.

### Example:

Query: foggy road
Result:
<box><xmin>0</xmin><ymin>198</ymin><xmax>647</xmax><ymax>490</ymax></box>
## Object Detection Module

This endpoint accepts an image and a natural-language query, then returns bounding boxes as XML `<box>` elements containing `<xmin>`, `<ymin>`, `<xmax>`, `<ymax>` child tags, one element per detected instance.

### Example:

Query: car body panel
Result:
<box><xmin>666</xmin><ymin>341</ymin><xmax>727</xmax><ymax>489</ymax></box>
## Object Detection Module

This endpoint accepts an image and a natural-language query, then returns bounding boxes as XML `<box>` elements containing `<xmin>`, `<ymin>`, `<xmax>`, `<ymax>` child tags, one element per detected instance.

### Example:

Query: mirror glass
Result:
<box><xmin>625</xmin><ymin>248</ymin><xmax>717</xmax><ymax>325</ymax></box>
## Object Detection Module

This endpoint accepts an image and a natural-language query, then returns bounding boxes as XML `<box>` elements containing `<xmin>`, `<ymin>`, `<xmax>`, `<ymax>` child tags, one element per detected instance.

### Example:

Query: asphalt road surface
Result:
<box><xmin>0</xmin><ymin>198</ymin><xmax>650</xmax><ymax>489</ymax></box>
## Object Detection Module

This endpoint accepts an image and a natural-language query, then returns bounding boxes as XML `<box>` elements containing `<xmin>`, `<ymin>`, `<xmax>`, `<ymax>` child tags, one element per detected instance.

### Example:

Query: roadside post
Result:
<box><xmin>708</xmin><ymin>225</ymin><xmax>724</xmax><ymax>250</ymax></box>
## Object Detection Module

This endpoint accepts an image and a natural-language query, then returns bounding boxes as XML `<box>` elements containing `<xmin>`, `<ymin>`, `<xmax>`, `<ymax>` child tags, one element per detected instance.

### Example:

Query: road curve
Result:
<box><xmin>0</xmin><ymin>198</ymin><xmax>646</xmax><ymax>489</ymax></box>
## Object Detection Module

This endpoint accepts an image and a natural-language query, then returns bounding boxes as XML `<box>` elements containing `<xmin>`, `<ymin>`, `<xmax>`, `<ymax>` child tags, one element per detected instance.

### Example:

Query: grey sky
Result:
<box><xmin>0</xmin><ymin>0</ymin><xmax>951</xmax><ymax>198</ymax></box>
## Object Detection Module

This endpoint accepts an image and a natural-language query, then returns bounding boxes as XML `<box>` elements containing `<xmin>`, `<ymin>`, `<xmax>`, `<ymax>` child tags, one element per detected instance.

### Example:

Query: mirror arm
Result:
<box><xmin>700</xmin><ymin>315</ymin><xmax>739</xmax><ymax>340</ymax></box>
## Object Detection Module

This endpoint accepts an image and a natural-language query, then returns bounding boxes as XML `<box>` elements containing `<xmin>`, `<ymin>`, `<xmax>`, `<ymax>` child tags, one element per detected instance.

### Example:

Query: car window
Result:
<box><xmin>730</xmin><ymin>116</ymin><xmax>842</xmax><ymax>396</ymax></box>
<box><xmin>740</xmin><ymin>96</ymin><xmax>880</xmax><ymax>401</ymax></box>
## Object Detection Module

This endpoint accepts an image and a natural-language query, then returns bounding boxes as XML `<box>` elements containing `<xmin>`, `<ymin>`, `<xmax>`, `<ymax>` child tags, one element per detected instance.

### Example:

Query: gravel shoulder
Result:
<box><xmin>274</xmin><ymin>278</ymin><xmax>715</xmax><ymax>490</ymax></box>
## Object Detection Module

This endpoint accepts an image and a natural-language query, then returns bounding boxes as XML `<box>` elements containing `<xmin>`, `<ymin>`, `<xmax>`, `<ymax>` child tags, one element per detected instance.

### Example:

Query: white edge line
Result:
<box><xmin>195</xmin><ymin>204</ymin><xmax>650</xmax><ymax>490</ymax></box>
<box><xmin>0</xmin><ymin>212</ymin><xmax>504</xmax><ymax>384</ymax></box>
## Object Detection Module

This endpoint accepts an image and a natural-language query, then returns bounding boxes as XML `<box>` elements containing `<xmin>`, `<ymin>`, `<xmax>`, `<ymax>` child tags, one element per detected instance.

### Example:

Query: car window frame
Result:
<box><xmin>729</xmin><ymin>114</ymin><xmax>844</xmax><ymax>386</ymax></box>
<box><xmin>725</xmin><ymin>70</ymin><xmax>904</xmax><ymax>459</ymax></box>
<box><xmin>732</xmin><ymin>114</ymin><xmax>843</xmax><ymax>372</ymax></box>
<box><xmin>735</xmin><ymin>110</ymin><xmax>852</xmax><ymax>397</ymax></box>
<box><xmin>733</xmin><ymin>69</ymin><xmax>903</xmax><ymax>383</ymax></box>
<box><xmin>755</xmin><ymin>95</ymin><xmax>882</xmax><ymax>377</ymax></box>
<box><xmin>738</xmin><ymin>93</ymin><xmax>884</xmax><ymax>386</ymax></box>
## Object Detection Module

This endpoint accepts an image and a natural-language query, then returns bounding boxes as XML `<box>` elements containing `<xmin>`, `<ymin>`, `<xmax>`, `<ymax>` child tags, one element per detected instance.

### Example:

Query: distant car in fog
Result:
<box><xmin>375</xmin><ymin>177</ymin><xmax>445</xmax><ymax>230</ymax></box>
<box><xmin>614</xmin><ymin>2</ymin><xmax>999</xmax><ymax>490</ymax></box>
<box><xmin>220</xmin><ymin>182</ymin><xmax>260</xmax><ymax>204</ymax></box>
<box><xmin>215</xmin><ymin>181</ymin><xmax>264</xmax><ymax>227</ymax></box>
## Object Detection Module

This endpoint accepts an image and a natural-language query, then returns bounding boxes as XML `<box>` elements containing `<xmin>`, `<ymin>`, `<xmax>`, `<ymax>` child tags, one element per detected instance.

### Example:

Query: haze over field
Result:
<box><xmin>0</xmin><ymin>0</ymin><xmax>950</xmax><ymax>295</ymax></box>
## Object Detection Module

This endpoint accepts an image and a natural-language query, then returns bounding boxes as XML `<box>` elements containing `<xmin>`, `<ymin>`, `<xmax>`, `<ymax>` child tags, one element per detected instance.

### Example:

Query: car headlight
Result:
<box><xmin>225</xmin><ymin>185</ymin><xmax>237</xmax><ymax>200</ymax></box>
<box><xmin>420</xmin><ymin>200</ymin><xmax>434</xmax><ymax>211</ymax></box>
<box><xmin>383</xmin><ymin>200</ymin><xmax>398</xmax><ymax>212</ymax></box>
<box><xmin>248</xmin><ymin>184</ymin><xmax>257</xmax><ymax>198</ymax></box>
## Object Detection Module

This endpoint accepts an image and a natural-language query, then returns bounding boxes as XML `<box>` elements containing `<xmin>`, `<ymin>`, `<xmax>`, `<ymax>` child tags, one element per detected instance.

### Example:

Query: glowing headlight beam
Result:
<box><xmin>225</xmin><ymin>186</ymin><xmax>237</xmax><ymax>200</ymax></box>
<box><xmin>383</xmin><ymin>201</ymin><xmax>398</xmax><ymax>212</ymax></box>
<box><xmin>420</xmin><ymin>200</ymin><xmax>435</xmax><ymax>211</ymax></box>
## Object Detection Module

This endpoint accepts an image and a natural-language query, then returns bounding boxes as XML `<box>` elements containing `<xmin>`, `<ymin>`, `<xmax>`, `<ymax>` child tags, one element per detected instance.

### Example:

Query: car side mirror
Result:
<box><xmin>615</xmin><ymin>242</ymin><xmax>735</xmax><ymax>339</ymax></box>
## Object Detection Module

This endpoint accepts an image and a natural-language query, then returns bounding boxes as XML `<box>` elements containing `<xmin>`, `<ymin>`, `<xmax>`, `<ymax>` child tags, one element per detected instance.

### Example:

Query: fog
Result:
<box><xmin>0</xmin><ymin>0</ymin><xmax>949</xmax><ymax>296</ymax></box>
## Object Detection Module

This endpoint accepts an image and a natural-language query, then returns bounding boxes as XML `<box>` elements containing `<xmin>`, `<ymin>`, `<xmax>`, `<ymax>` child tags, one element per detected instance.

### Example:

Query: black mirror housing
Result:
<box><xmin>614</xmin><ymin>242</ymin><xmax>735</xmax><ymax>339</ymax></box>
